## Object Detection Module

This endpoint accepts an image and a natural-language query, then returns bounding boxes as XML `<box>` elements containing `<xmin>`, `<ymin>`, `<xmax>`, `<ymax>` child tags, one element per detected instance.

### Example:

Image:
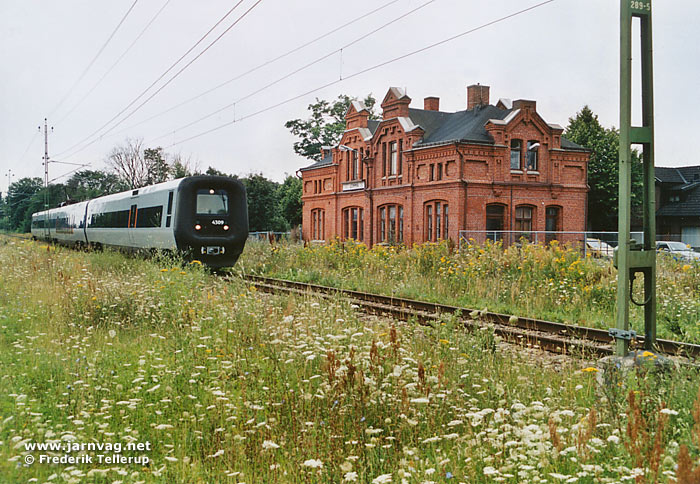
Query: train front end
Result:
<box><xmin>173</xmin><ymin>176</ymin><xmax>248</xmax><ymax>268</ymax></box>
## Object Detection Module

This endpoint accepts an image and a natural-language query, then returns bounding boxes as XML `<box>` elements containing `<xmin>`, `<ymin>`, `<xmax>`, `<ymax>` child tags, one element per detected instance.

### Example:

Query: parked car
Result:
<box><xmin>656</xmin><ymin>241</ymin><xmax>700</xmax><ymax>262</ymax></box>
<box><xmin>585</xmin><ymin>238</ymin><xmax>615</xmax><ymax>258</ymax></box>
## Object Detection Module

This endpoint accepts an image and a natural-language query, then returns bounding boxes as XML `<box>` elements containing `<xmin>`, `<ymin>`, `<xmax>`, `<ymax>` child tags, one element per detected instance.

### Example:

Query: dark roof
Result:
<box><xmin>656</xmin><ymin>165</ymin><xmax>700</xmax><ymax>218</ymax></box>
<box><xmin>561</xmin><ymin>137</ymin><xmax>586</xmax><ymax>150</ymax></box>
<box><xmin>368</xmin><ymin>119</ymin><xmax>380</xmax><ymax>134</ymax></box>
<box><xmin>409</xmin><ymin>105</ymin><xmax>510</xmax><ymax>146</ymax></box>
<box><xmin>299</xmin><ymin>151</ymin><xmax>333</xmax><ymax>172</ymax></box>
<box><xmin>405</xmin><ymin>105</ymin><xmax>586</xmax><ymax>150</ymax></box>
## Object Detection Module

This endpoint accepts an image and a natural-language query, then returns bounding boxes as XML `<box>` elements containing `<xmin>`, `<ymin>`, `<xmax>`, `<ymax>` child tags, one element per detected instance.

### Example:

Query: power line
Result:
<box><xmin>115</xmin><ymin>0</ymin><xmax>403</xmax><ymax>136</ymax></box>
<box><xmin>166</xmin><ymin>0</ymin><xmax>556</xmax><ymax>149</ymax></box>
<box><xmin>56</xmin><ymin>0</ymin><xmax>173</xmax><ymax>126</ymax></box>
<box><xmin>149</xmin><ymin>0</ymin><xmax>437</xmax><ymax>144</ymax></box>
<box><xmin>49</xmin><ymin>0</ymin><xmax>140</xmax><ymax>119</ymax></box>
<box><xmin>53</xmin><ymin>0</ymin><xmax>252</xmax><ymax>160</ymax></box>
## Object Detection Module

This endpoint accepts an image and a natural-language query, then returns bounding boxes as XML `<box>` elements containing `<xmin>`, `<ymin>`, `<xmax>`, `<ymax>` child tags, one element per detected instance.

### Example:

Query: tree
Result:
<box><xmin>565</xmin><ymin>106</ymin><xmax>643</xmax><ymax>231</ymax></box>
<box><xmin>285</xmin><ymin>94</ymin><xmax>377</xmax><ymax>161</ymax></box>
<box><xmin>278</xmin><ymin>174</ymin><xmax>302</xmax><ymax>227</ymax></box>
<box><xmin>144</xmin><ymin>147</ymin><xmax>170</xmax><ymax>185</ymax></box>
<box><xmin>65</xmin><ymin>170</ymin><xmax>124</xmax><ymax>201</ymax></box>
<box><xmin>107</xmin><ymin>138</ymin><xmax>147</xmax><ymax>189</ymax></box>
<box><xmin>241</xmin><ymin>173</ymin><xmax>287</xmax><ymax>232</ymax></box>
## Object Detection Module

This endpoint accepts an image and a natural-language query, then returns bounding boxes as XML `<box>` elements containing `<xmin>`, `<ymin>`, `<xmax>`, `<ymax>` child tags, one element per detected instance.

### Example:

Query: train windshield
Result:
<box><xmin>196</xmin><ymin>189</ymin><xmax>229</xmax><ymax>215</ymax></box>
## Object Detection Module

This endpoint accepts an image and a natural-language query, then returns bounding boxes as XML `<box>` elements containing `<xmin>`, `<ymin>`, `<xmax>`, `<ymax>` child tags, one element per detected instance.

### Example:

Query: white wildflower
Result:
<box><xmin>262</xmin><ymin>440</ymin><xmax>280</xmax><ymax>450</ymax></box>
<box><xmin>108</xmin><ymin>329</ymin><xmax>116</xmax><ymax>338</ymax></box>
<box><xmin>372</xmin><ymin>474</ymin><xmax>392</xmax><ymax>484</ymax></box>
<box><xmin>344</xmin><ymin>471</ymin><xmax>358</xmax><ymax>482</ymax></box>
<box><xmin>303</xmin><ymin>459</ymin><xmax>323</xmax><ymax>468</ymax></box>
<box><xmin>660</xmin><ymin>408</ymin><xmax>679</xmax><ymax>416</ymax></box>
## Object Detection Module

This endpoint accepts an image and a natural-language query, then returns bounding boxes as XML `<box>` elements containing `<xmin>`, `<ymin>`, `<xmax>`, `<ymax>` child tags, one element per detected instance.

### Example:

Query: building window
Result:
<box><xmin>545</xmin><ymin>206</ymin><xmax>561</xmax><ymax>243</ymax></box>
<box><xmin>342</xmin><ymin>207</ymin><xmax>363</xmax><ymax>241</ymax></box>
<box><xmin>311</xmin><ymin>208</ymin><xmax>325</xmax><ymax>240</ymax></box>
<box><xmin>527</xmin><ymin>141</ymin><xmax>539</xmax><ymax>171</ymax></box>
<box><xmin>389</xmin><ymin>141</ymin><xmax>397</xmax><ymax>175</ymax></box>
<box><xmin>437</xmin><ymin>163</ymin><xmax>443</xmax><ymax>180</ymax></box>
<box><xmin>515</xmin><ymin>205</ymin><xmax>534</xmax><ymax>233</ymax></box>
<box><xmin>425</xmin><ymin>200</ymin><xmax>449</xmax><ymax>241</ymax></box>
<box><xmin>382</xmin><ymin>142</ymin><xmax>387</xmax><ymax>176</ymax></box>
<box><xmin>486</xmin><ymin>204</ymin><xmax>505</xmax><ymax>241</ymax></box>
<box><xmin>510</xmin><ymin>139</ymin><xmax>522</xmax><ymax>170</ymax></box>
<box><xmin>352</xmin><ymin>151</ymin><xmax>359</xmax><ymax>180</ymax></box>
<box><xmin>429</xmin><ymin>164</ymin><xmax>435</xmax><ymax>181</ymax></box>
<box><xmin>398</xmin><ymin>140</ymin><xmax>403</xmax><ymax>175</ymax></box>
<box><xmin>379</xmin><ymin>204</ymin><xmax>403</xmax><ymax>243</ymax></box>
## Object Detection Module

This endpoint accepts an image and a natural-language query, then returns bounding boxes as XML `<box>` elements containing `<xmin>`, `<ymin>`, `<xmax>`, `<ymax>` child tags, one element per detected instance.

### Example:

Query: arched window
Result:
<box><xmin>545</xmin><ymin>206</ymin><xmax>561</xmax><ymax>243</ymax></box>
<box><xmin>378</xmin><ymin>204</ymin><xmax>403</xmax><ymax>243</ymax></box>
<box><xmin>342</xmin><ymin>207</ymin><xmax>364</xmax><ymax>241</ymax></box>
<box><xmin>311</xmin><ymin>208</ymin><xmax>325</xmax><ymax>241</ymax></box>
<box><xmin>486</xmin><ymin>204</ymin><xmax>505</xmax><ymax>241</ymax></box>
<box><xmin>425</xmin><ymin>200</ymin><xmax>449</xmax><ymax>242</ymax></box>
<box><xmin>510</xmin><ymin>139</ymin><xmax>522</xmax><ymax>170</ymax></box>
<box><xmin>514</xmin><ymin>205</ymin><xmax>534</xmax><ymax>232</ymax></box>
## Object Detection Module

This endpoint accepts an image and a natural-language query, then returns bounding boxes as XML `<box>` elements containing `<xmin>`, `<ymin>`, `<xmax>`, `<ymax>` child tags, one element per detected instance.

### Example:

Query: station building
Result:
<box><xmin>299</xmin><ymin>84</ymin><xmax>590</xmax><ymax>247</ymax></box>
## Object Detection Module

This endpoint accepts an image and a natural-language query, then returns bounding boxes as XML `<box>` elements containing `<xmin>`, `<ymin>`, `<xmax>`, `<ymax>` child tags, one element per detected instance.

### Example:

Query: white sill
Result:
<box><xmin>510</xmin><ymin>170</ymin><xmax>523</xmax><ymax>174</ymax></box>
<box><xmin>526</xmin><ymin>171</ymin><xmax>540</xmax><ymax>175</ymax></box>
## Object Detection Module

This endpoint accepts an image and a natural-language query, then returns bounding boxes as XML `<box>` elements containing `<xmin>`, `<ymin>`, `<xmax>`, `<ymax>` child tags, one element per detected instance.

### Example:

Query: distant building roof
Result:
<box><xmin>656</xmin><ymin>165</ymin><xmax>700</xmax><ymax>217</ymax></box>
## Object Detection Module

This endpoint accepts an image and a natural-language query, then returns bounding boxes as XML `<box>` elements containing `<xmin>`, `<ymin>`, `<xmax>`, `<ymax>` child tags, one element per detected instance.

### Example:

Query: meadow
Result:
<box><xmin>1</xmin><ymin>236</ymin><xmax>700</xmax><ymax>483</ymax></box>
<box><xmin>238</xmin><ymin>239</ymin><xmax>700</xmax><ymax>344</ymax></box>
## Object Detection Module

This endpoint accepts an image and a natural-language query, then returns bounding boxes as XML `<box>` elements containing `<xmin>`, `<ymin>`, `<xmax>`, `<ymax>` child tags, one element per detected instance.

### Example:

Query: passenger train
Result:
<box><xmin>30</xmin><ymin>176</ymin><xmax>248</xmax><ymax>268</ymax></box>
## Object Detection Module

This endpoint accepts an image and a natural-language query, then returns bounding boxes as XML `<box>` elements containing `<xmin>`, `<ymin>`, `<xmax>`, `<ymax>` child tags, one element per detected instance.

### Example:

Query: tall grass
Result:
<box><xmin>237</xmin><ymin>239</ymin><xmax>700</xmax><ymax>343</ymax></box>
<box><xmin>1</xmin><ymin>236</ymin><xmax>700</xmax><ymax>482</ymax></box>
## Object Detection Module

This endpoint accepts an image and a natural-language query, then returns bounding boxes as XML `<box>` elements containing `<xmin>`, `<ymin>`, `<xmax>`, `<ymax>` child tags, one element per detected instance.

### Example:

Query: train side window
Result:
<box><xmin>167</xmin><ymin>192</ymin><xmax>174</xmax><ymax>214</ymax></box>
<box><xmin>135</xmin><ymin>206</ymin><xmax>163</xmax><ymax>228</ymax></box>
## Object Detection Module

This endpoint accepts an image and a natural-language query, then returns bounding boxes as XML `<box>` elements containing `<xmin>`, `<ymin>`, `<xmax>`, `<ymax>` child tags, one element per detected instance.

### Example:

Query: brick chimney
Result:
<box><xmin>467</xmin><ymin>84</ymin><xmax>490</xmax><ymax>110</ymax></box>
<box><xmin>424</xmin><ymin>96</ymin><xmax>440</xmax><ymax>111</ymax></box>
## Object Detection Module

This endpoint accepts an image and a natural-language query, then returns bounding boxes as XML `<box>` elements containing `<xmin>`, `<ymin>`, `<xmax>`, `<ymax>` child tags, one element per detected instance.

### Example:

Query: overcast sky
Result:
<box><xmin>1</xmin><ymin>0</ymin><xmax>699</xmax><ymax>194</ymax></box>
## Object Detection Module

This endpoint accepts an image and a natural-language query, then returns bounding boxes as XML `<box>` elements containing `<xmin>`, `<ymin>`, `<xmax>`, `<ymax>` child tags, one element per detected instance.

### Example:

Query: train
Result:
<box><xmin>30</xmin><ymin>175</ymin><xmax>248</xmax><ymax>268</ymax></box>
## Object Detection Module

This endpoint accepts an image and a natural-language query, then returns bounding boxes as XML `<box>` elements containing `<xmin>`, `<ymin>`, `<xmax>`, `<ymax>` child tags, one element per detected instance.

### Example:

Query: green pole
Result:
<box><xmin>614</xmin><ymin>0</ymin><xmax>656</xmax><ymax>356</ymax></box>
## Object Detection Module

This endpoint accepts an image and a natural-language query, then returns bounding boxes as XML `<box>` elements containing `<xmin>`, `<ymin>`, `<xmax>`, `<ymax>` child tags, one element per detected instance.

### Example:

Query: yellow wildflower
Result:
<box><xmin>581</xmin><ymin>367</ymin><xmax>599</xmax><ymax>373</ymax></box>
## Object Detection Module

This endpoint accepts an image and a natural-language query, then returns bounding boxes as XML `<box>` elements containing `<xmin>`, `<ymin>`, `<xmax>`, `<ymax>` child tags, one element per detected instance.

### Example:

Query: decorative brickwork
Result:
<box><xmin>300</xmin><ymin>85</ymin><xmax>589</xmax><ymax>247</ymax></box>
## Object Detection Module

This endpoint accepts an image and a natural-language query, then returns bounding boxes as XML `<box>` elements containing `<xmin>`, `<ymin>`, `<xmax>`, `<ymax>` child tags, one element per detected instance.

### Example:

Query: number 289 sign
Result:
<box><xmin>630</xmin><ymin>1</ymin><xmax>651</xmax><ymax>13</ymax></box>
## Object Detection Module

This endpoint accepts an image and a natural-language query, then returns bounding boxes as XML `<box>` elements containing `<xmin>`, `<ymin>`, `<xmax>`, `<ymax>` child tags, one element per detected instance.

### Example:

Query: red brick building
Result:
<box><xmin>300</xmin><ymin>85</ymin><xmax>589</xmax><ymax>246</ymax></box>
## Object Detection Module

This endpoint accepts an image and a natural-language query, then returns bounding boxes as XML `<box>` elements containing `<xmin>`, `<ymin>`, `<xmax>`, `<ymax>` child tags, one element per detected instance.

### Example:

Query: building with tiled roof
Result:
<box><xmin>656</xmin><ymin>165</ymin><xmax>700</xmax><ymax>248</ymax></box>
<box><xmin>300</xmin><ymin>84</ymin><xmax>590</xmax><ymax>247</ymax></box>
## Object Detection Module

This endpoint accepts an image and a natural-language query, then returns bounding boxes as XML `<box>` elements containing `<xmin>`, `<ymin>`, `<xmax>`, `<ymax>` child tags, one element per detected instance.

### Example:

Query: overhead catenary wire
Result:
<box><xmin>149</xmin><ymin>0</ymin><xmax>438</xmax><ymax>144</ymax></box>
<box><xmin>166</xmin><ymin>0</ymin><xmax>556</xmax><ymax>149</ymax></box>
<box><xmin>55</xmin><ymin>0</ymin><xmax>173</xmax><ymax>126</ymax></box>
<box><xmin>115</xmin><ymin>0</ymin><xmax>403</xmax><ymax>136</ymax></box>
<box><xmin>48</xmin><ymin>0</ymin><xmax>140</xmax><ymax>119</ymax></box>
<box><xmin>53</xmin><ymin>0</ymin><xmax>251</xmax><ymax>159</ymax></box>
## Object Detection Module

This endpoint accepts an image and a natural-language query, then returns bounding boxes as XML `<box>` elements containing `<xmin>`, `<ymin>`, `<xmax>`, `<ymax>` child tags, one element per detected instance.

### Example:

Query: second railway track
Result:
<box><xmin>240</xmin><ymin>274</ymin><xmax>700</xmax><ymax>360</ymax></box>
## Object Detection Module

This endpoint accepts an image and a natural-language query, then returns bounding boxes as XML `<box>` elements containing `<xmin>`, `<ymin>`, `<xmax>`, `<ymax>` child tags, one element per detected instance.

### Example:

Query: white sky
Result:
<box><xmin>1</xmin><ymin>0</ymin><xmax>699</xmax><ymax>194</ymax></box>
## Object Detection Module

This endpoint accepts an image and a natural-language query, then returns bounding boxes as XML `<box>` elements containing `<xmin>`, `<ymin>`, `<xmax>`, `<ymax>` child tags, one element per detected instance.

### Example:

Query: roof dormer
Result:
<box><xmin>381</xmin><ymin>87</ymin><xmax>411</xmax><ymax>119</ymax></box>
<box><xmin>345</xmin><ymin>100</ymin><xmax>370</xmax><ymax>130</ymax></box>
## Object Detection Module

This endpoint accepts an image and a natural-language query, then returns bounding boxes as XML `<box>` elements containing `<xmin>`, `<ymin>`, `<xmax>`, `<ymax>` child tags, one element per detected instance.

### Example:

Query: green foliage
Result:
<box><xmin>242</xmin><ymin>173</ymin><xmax>286</xmax><ymax>232</ymax></box>
<box><xmin>285</xmin><ymin>94</ymin><xmax>377</xmax><ymax>161</ymax></box>
<box><xmin>2</xmin><ymin>237</ymin><xmax>700</xmax><ymax>482</ymax></box>
<box><xmin>144</xmin><ymin>147</ymin><xmax>170</xmax><ymax>185</ymax></box>
<box><xmin>565</xmin><ymin>106</ymin><xmax>644</xmax><ymax>230</ymax></box>
<box><xmin>240</xmin><ymin>239</ymin><xmax>700</xmax><ymax>343</ymax></box>
<box><xmin>65</xmin><ymin>169</ymin><xmax>125</xmax><ymax>201</ymax></box>
<box><xmin>278</xmin><ymin>175</ymin><xmax>302</xmax><ymax>227</ymax></box>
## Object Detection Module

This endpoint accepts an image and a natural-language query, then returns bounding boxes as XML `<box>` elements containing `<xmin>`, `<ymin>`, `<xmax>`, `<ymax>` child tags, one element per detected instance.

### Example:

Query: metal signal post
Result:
<box><xmin>613</xmin><ymin>0</ymin><xmax>656</xmax><ymax>356</ymax></box>
<box><xmin>42</xmin><ymin>118</ymin><xmax>53</xmax><ymax>238</ymax></box>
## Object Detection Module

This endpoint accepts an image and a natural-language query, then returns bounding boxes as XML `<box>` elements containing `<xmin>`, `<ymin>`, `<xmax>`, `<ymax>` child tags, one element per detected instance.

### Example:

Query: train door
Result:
<box><xmin>128</xmin><ymin>204</ymin><xmax>137</xmax><ymax>246</ymax></box>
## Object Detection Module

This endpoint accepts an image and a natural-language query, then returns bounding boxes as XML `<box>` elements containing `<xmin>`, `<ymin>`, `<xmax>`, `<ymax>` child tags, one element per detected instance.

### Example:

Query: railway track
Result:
<box><xmin>240</xmin><ymin>274</ymin><xmax>700</xmax><ymax>360</ymax></box>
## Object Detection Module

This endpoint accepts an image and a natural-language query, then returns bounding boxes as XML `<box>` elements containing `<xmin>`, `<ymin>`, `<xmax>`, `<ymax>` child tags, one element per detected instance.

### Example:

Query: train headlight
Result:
<box><xmin>209</xmin><ymin>189</ymin><xmax>215</xmax><ymax>194</ymax></box>
<box><xmin>223</xmin><ymin>225</ymin><xmax>229</xmax><ymax>231</ymax></box>
<box><xmin>195</xmin><ymin>224</ymin><xmax>202</xmax><ymax>231</ymax></box>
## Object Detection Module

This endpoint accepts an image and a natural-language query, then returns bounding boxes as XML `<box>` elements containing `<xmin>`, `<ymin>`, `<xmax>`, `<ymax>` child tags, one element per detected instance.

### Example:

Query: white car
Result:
<box><xmin>656</xmin><ymin>241</ymin><xmax>700</xmax><ymax>262</ymax></box>
<box><xmin>585</xmin><ymin>238</ymin><xmax>615</xmax><ymax>258</ymax></box>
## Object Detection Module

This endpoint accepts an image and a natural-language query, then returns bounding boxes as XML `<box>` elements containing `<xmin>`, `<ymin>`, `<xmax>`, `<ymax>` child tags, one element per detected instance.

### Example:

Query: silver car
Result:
<box><xmin>656</xmin><ymin>241</ymin><xmax>700</xmax><ymax>262</ymax></box>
